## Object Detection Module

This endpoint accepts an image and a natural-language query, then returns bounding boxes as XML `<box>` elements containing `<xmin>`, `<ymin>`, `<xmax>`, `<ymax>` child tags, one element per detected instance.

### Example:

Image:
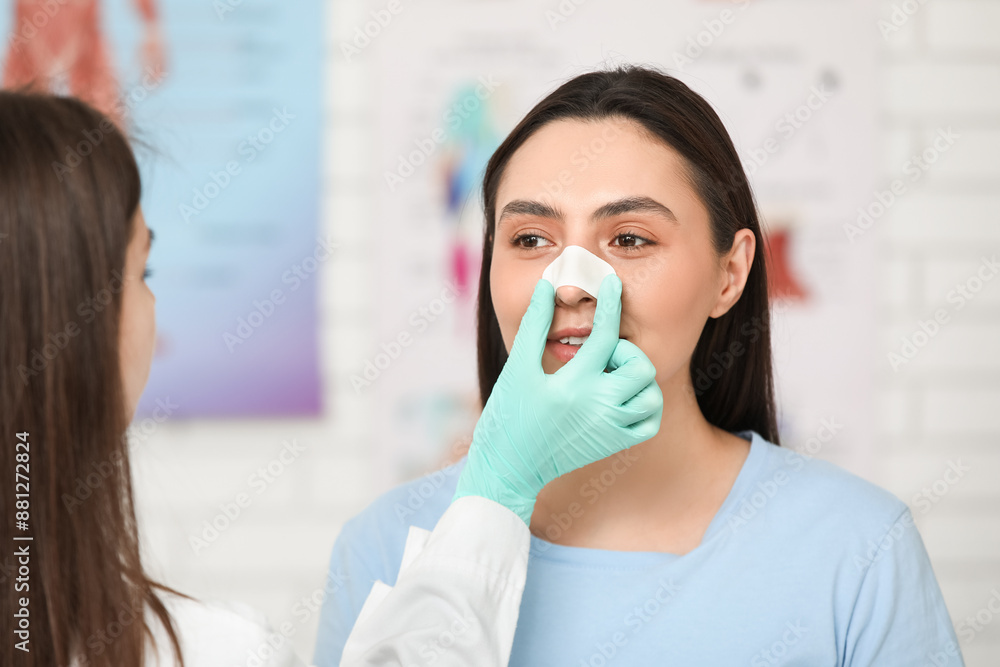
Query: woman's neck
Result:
<box><xmin>528</xmin><ymin>375</ymin><xmax>751</xmax><ymax>554</ymax></box>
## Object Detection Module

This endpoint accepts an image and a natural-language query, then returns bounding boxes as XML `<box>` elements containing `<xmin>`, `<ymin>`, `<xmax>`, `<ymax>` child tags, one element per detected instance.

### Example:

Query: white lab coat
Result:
<box><xmin>143</xmin><ymin>592</ymin><xmax>304</xmax><ymax>667</ymax></box>
<box><xmin>73</xmin><ymin>496</ymin><xmax>527</xmax><ymax>667</ymax></box>
<box><xmin>65</xmin><ymin>591</ymin><xmax>305</xmax><ymax>667</ymax></box>
<box><xmin>340</xmin><ymin>494</ymin><xmax>530</xmax><ymax>666</ymax></box>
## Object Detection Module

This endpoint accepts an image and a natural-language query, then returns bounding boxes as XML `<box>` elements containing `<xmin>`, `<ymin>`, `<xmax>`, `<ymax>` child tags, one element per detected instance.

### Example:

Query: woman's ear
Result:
<box><xmin>709</xmin><ymin>228</ymin><xmax>756</xmax><ymax>319</ymax></box>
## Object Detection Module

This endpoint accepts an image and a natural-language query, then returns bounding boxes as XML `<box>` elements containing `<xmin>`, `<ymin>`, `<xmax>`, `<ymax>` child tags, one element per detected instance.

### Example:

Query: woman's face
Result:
<box><xmin>490</xmin><ymin>118</ymin><xmax>750</xmax><ymax>387</ymax></box>
<box><xmin>119</xmin><ymin>207</ymin><xmax>156</xmax><ymax>421</ymax></box>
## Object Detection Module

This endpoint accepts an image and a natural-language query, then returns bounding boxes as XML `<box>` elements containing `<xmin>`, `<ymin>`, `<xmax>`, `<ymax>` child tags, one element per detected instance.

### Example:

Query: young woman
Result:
<box><xmin>0</xmin><ymin>90</ymin><xmax>301</xmax><ymax>667</ymax></box>
<box><xmin>0</xmin><ymin>87</ymin><xmax>647</xmax><ymax>667</ymax></box>
<box><xmin>313</xmin><ymin>65</ymin><xmax>965</xmax><ymax>665</ymax></box>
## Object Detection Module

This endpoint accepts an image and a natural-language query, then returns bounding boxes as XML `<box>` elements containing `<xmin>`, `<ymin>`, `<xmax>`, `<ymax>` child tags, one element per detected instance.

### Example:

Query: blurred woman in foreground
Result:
<box><xmin>0</xmin><ymin>89</ymin><xmax>300</xmax><ymax>667</ymax></box>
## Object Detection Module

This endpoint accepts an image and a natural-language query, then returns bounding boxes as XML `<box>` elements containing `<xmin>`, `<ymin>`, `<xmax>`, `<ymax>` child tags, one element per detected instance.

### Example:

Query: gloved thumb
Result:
<box><xmin>507</xmin><ymin>277</ymin><xmax>555</xmax><ymax>371</ymax></box>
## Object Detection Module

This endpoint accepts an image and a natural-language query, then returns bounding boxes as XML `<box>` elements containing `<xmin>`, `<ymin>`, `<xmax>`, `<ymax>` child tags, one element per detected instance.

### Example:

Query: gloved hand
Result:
<box><xmin>453</xmin><ymin>273</ymin><xmax>663</xmax><ymax>524</ymax></box>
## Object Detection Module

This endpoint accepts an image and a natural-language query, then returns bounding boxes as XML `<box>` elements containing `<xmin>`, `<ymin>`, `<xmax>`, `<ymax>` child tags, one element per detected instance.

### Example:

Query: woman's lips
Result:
<box><xmin>545</xmin><ymin>339</ymin><xmax>582</xmax><ymax>362</ymax></box>
<box><xmin>544</xmin><ymin>335</ymin><xmax>630</xmax><ymax>364</ymax></box>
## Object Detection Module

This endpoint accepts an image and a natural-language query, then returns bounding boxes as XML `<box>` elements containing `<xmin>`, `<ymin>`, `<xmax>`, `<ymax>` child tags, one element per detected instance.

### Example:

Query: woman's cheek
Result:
<box><xmin>619</xmin><ymin>255</ymin><xmax>652</xmax><ymax>296</ymax></box>
<box><xmin>619</xmin><ymin>266</ymin><xmax>690</xmax><ymax>376</ymax></box>
<box><xmin>512</xmin><ymin>281</ymin><xmax>540</xmax><ymax>351</ymax></box>
<box><xmin>491</xmin><ymin>267</ymin><xmax>528</xmax><ymax>354</ymax></box>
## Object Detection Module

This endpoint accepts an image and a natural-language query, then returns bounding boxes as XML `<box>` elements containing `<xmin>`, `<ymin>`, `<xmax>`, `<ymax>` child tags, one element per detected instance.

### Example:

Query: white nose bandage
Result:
<box><xmin>541</xmin><ymin>245</ymin><xmax>617</xmax><ymax>299</ymax></box>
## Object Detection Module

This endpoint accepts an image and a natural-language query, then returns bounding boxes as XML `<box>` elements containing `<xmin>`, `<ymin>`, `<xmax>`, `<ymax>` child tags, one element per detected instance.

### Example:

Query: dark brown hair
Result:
<box><xmin>476</xmin><ymin>64</ymin><xmax>780</xmax><ymax>445</ymax></box>
<box><xmin>0</xmin><ymin>90</ymin><xmax>184</xmax><ymax>666</ymax></box>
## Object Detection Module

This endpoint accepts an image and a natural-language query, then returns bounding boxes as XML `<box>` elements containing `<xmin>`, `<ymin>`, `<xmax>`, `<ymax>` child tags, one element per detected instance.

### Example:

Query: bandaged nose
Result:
<box><xmin>541</xmin><ymin>245</ymin><xmax>617</xmax><ymax>299</ymax></box>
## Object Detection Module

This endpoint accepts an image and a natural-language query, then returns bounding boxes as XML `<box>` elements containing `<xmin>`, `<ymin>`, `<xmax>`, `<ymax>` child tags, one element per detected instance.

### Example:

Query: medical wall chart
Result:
<box><xmin>1</xmin><ymin>0</ymin><xmax>324</xmax><ymax>417</ymax></box>
<box><xmin>364</xmin><ymin>0</ymin><xmax>879</xmax><ymax>486</ymax></box>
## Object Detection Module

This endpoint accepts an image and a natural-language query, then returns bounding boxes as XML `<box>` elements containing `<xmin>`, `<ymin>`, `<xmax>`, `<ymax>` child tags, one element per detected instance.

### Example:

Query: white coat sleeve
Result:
<box><xmin>339</xmin><ymin>495</ymin><xmax>530</xmax><ymax>667</ymax></box>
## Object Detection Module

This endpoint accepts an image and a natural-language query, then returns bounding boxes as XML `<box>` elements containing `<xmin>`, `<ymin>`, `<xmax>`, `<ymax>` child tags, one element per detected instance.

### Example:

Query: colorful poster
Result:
<box><xmin>2</xmin><ymin>0</ymin><xmax>324</xmax><ymax>417</ymax></box>
<box><xmin>369</xmin><ymin>0</ymin><xmax>879</xmax><ymax>484</ymax></box>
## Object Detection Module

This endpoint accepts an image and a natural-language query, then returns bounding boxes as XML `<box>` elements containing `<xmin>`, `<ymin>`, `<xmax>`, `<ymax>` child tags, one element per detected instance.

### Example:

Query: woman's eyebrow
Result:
<box><xmin>498</xmin><ymin>199</ymin><xmax>561</xmax><ymax>225</ymax></box>
<box><xmin>498</xmin><ymin>196</ymin><xmax>677</xmax><ymax>228</ymax></box>
<box><xmin>148</xmin><ymin>228</ymin><xmax>155</xmax><ymax>249</ymax></box>
<box><xmin>593</xmin><ymin>196</ymin><xmax>678</xmax><ymax>223</ymax></box>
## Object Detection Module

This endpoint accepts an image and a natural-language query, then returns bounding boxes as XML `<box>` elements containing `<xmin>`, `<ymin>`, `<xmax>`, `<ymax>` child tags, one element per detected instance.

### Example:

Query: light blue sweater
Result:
<box><xmin>313</xmin><ymin>430</ymin><xmax>964</xmax><ymax>666</ymax></box>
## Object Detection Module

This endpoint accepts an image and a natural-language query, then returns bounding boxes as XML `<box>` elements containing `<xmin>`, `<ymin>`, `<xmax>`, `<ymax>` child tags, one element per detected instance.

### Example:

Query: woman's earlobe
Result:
<box><xmin>710</xmin><ymin>274</ymin><xmax>741</xmax><ymax>319</ymax></box>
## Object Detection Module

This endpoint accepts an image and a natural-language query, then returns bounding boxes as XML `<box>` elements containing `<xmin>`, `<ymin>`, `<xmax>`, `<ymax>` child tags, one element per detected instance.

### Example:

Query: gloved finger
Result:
<box><xmin>618</xmin><ymin>379</ymin><xmax>663</xmax><ymax>427</ymax></box>
<box><xmin>624</xmin><ymin>404</ymin><xmax>663</xmax><ymax>442</ymax></box>
<box><xmin>588</xmin><ymin>381</ymin><xmax>661</xmax><ymax>459</ymax></box>
<box><xmin>565</xmin><ymin>273</ymin><xmax>621</xmax><ymax>373</ymax></box>
<box><xmin>507</xmin><ymin>277</ymin><xmax>555</xmax><ymax>372</ymax></box>
<box><xmin>604</xmin><ymin>338</ymin><xmax>658</xmax><ymax>399</ymax></box>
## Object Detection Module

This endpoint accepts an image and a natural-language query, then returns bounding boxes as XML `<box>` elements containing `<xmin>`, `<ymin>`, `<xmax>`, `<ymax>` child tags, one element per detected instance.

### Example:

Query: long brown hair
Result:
<box><xmin>476</xmin><ymin>64</ymin><xmax>780</xmax><ymax>445</ymax></box>
<box><xmin>0</xmin><ymin>90</ymin><xmax>184</xmax><ymax>666</ymax></box>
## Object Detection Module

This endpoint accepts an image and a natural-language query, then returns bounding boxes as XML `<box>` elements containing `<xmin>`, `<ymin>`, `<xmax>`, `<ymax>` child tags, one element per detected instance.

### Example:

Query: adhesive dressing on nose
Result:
<box><xmin>541</xmin><ymin>245</ymin><xmax>617</xmax><ymax>299</ymax></box>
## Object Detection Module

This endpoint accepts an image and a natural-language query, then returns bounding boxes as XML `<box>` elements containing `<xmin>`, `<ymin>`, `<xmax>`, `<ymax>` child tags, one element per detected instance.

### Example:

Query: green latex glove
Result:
<box><xmin>453</xmin><ymin>273</ymin><xmax>663</xmax><ymax>524</ymax></box>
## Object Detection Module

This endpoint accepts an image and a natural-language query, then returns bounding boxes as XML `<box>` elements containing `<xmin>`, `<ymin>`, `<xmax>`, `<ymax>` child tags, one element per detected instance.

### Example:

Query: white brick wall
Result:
<box><xmin>134</xmin><ymin>1</ymin><xmax>383</xmax><ymax>660</ymax></box>
<box><xmin>131</xmin><ymin>1</ymin><xmax>1000</xmax><ymax>663</ymax></box>
<box><xmin>875</xmin><ymin>2</ymin><xmax>1000</xmax><ymax>665</ymax></box>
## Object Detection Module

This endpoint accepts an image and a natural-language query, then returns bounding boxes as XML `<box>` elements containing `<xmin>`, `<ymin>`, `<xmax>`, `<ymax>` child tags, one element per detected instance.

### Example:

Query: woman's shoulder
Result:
<box><xmin>328</xmin><ymin>457</ymin><xmax>466</xmax><ymax>585</ymax></box>
<box><xmin>144</xmin><ymin>590</ymin><xmax>305</xmax><ymax>667</ymax></box>
<box><xmin>751</xmin><ymin>431</ymin><xmax>911</xmax><ymax>535</ymax></box>
<box><xmin>343</xmin><ymin>457</ymin><xmax>466</xmax><ymax>538</ymax></box>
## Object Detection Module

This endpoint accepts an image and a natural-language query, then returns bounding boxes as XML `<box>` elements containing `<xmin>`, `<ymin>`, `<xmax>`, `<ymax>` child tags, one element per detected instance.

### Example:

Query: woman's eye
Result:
<box><xmin>143</xmin><ymin>267</ymin><xmax>153</xmax><ymax>280</ymax></box>
<box><xmin>511</xmin><ymin>231</ymin><xmax>653</xmax><ymax>252</ymax></box>
<box><xmin>612</xmin><ymin>233</ymin><xmax>652</xmax><ymax>252</ymax></box>
<box><xmin>511</xmin><ymin>234</ymin><xmax>553</xmax><ymax>249</ymax></box>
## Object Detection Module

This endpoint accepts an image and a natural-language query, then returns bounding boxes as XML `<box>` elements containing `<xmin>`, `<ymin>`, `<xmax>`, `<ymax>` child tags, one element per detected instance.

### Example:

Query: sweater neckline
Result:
<box><xmin>526</xmin><ymin>429</ymin><xmax>769</xmax><ymax>569</ymax></box>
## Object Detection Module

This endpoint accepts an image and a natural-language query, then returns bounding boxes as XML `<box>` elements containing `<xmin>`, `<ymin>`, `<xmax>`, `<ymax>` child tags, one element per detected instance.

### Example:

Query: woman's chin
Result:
<box><xmin>542</xmin><ymin>355</ymin><xmax>565</xmax><ymax>375</ymax></box>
